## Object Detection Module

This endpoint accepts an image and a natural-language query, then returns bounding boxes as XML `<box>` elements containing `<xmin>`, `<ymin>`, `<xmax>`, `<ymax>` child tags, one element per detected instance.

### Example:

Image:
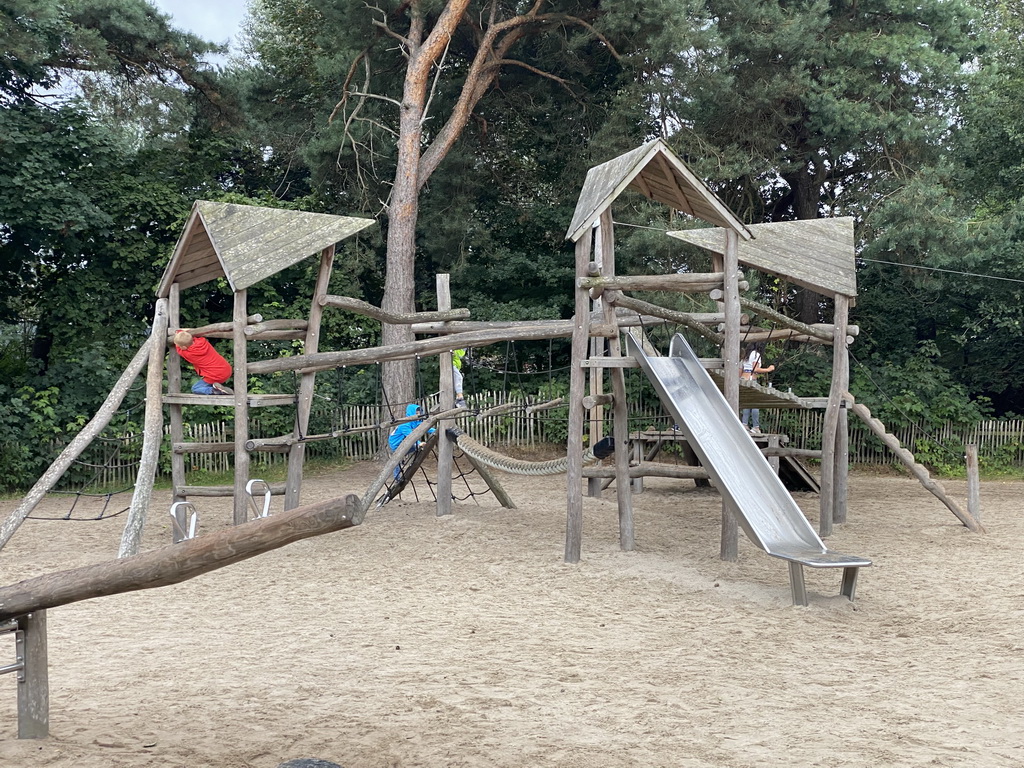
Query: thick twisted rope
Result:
<box><xmin>448</xmin><ymin>429</ymin><xmax>601</xmax><ymax>476</ymax></box>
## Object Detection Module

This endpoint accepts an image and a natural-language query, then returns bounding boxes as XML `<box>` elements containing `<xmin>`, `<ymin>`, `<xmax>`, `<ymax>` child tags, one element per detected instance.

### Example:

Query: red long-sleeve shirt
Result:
<box><xmin>176</xmin><ymin>336</ymin><xmax>232</xmax><ymax>383</ymax></box>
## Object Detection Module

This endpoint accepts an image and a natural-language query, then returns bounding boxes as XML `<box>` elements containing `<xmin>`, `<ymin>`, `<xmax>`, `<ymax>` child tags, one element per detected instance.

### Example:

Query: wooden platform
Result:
<box><xmin>630</xmin><ymin>429</ymin><xmax>819</xmax><ymax>493</ymax></box>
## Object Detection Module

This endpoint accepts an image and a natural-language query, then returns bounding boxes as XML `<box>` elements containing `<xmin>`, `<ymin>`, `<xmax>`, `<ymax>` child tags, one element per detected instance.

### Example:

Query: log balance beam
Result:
<box><xmin>0</xmin><ymin>494</ymin><xmax>362</xmax><ymax>622</ymax></box>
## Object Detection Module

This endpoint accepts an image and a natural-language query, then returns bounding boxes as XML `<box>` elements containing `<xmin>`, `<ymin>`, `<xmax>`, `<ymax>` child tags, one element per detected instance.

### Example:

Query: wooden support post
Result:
<box><xmin>966</xmin><ymin>444</ymin><xmax>981</xmax><ymax>523</ymax></box>
<box><xmin>788</xmin><ymin>562</ymin><xmax>808</xmax><ymax>607</ymax></box>
<box><xmin>834</xmin><ymin>295</ymin><xmax>851</xmax><ymax>525</ymax></box>
<box><xmin>565</xmin><ymin>227</ymin><xmax>593</xmax><ymax>563</ymax></box>
<box><xmin>595</xmin><ymin>210</ymin><xmax>633</xmax><ymax>549</ymax></box>
<box><xmin>232</xmin><ymin>290</ymin><xmax>251</xmax><ymax>526</ymax></box>
<box><xmin>820</xmin><ymin>294</ymin><xmax>849</xmax><ymax>536</ymax></box>
<box><xmin>167</xmin><ymin>284</ymin><xmax>186</xmax><ymax>511</ymax></box>
<box><xmin>587</xmin><ymin>334</ymin><xmax>605</xmax><ymax>499</ymax></box>
<box><xmin>436</xmin><ymin>274</ymin><xmax>455</xmax><ymax>517</ymax></box>
<box><xmin>587</xmin><ymin>223</ymin><xmax>606</xmax><ymax>499</ymax></box>
<box><xmin>460</xmin><ymin>454</ymin><xmax>517</xmax><ymax>509</ymax></box>
<box><xmin>286</xmin><ymin>246</ymin><xmax>335</xmax><ymax>511</ymax></box>
<box><xmin>766</xmin><ymin>434</ymin><xmax>781</xmax><ymax>474</ymax></box>
<box><xmin>0</xmin><ymin>342</ymin><xmax>150</xmax><ymax>552</ymax></box>
<box><xmin>631</xmin><ymin>437</ymin><xmax>644</xmax><ymax>493</ymax></box>
<box><xmin>119</xmin><ymin>298</ymin><xmax>169</xmax><ymax>558</ymax></box>
<box><xmin>720</xmin><ymin>230</ymin><xmax>741</xmax><ymax>561</ymax></box>
<box><xmin>835</xmin><ymin>400</ymin><xmax>850</xmax><ymax>525</ymax></box>
<box><xmin>16</xmin><ymin>610</ymin><xmax>48</xmax><ymax>739</ymax></box>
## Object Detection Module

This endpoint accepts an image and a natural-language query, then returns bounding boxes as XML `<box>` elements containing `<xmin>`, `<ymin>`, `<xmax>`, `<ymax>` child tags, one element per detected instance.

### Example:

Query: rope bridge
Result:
<box><xmin>445</xmin><ymin>429</ymin><xmax>612</xmax><ymax>476</ymax></box>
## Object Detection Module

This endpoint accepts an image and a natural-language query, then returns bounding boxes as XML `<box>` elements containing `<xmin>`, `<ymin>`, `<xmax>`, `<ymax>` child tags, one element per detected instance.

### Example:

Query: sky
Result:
<box><xmin>150</xmin><ymin>1</ymin><xmax>250</xmax><ymax>50</ymax></box>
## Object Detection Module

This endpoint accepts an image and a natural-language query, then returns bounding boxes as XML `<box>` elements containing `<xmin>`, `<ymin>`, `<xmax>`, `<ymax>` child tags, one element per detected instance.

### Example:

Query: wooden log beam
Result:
<box><xmin>410</xmin><ymin>308</ymin><xmax>688</xmax><ymax>336</ymax></box>
<box><xmin>247</xmin><ymin>324</ymin><xmax>599</xmax><ymax>376</ymax></box>
<box><xmin>583</xmin><ymin>394</ymin><xmax>614</xmax><ymax>410</ymax></box>
<box><xmin>475</xmin><ymin>401</ymin><xmax>526</xmax><ymax>419</ymax></box>
<box><xmin>164</xmin><ymin>315</ymin><xmax>263</xmax><ymax>340</ymax></box>
<box><xmin>609</xmin><ymin>294</ymin><xmax>724</xmax><ymax>345</ymax></box>
<box><xmin>579</xmin><ymin>272</ymin><xmax>737</xmax><ymax>294</ymax></box>
<box><xmin>761</xmin><ymin>447</ymin><xmax>823</xmax><ymax>459</ymax></box>
<box><xmin>173</xmin><ymin>441</ymin><xmax>236</xmax><ymax>454</ymax></box>
<box><xmin>734</xmin><ymin>329</ymin><xmax>848</xmax><ymax>346</ymax></box>
<box><xmin>846</xmin><ymin>395</ymin><xmax>985</xmax><ymax>533</ymax></box>
<box><xmin>738</xmin><ymin>297</ymin><xmax>852</xmax><ymax>343</ymax></box>
<box><xmin>179</xmin><ymin>483</ymin><xmax>286</xmax><ymax>497</ymax></box>
<box><xmin>581</xmin><ymin>464</ymin><xmax>710</xmax><ymax>480</ymax></box>
<box><xmin>526</xmin><ymin>397</ymin><xmax>565</xmax><ymax>414</ymax></box>
<box><xmin>411</xmin><ymin>319</ymin><xmax>573</xmax><ymax>334</ymax></box>
<box><xmin>245</xmin><ymin>330</ymin><xmax>308</xmax><ymax>341</ymax></box>
<box><xmin>0</xmin><ymin>495</ymin><xmax>362</xmax><ymax>622</ymax></box>
<box><xmin>319</xmin><ymin>294</ymin><xmax>471</xmax><ymax>324</ymax></box>
<box><xmin>120</xmin><ymin>299</ymin><xmax>168</xmax><ymax>559</ymax></box>
<box><xmin>244</xmin><ymin>319</ymin><xmax>310</xmax><ymax>336</ymax></box>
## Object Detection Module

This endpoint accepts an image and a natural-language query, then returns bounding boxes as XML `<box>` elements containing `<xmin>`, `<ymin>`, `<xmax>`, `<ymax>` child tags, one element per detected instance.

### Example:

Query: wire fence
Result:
<box><xmin>40</xmin><ymin>391</ymin><xmax>1024</xmax><ymax>490</ymax></box>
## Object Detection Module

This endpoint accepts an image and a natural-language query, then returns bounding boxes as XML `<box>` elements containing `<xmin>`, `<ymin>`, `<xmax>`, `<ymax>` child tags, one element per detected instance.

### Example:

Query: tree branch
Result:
<box><xmin>418</xmin><ymin>9</ymin><xmax>620</xmax><ymax>183</ymax></box>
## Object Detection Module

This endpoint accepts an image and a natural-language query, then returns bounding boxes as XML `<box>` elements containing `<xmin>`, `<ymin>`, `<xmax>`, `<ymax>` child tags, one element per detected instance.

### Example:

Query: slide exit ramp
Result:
<box><xmin>626</xmin><ymin>332</ymin><xmax>871</xmax><ymax>606</ymax></box>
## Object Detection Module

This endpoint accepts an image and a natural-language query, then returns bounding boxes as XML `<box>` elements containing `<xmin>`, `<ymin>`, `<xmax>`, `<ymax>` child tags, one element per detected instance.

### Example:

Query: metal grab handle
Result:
<box><xmin>245</xmin><ymin>479</ymin><xmax>272</xmax><ymax>519</ymax></box>
<box><xmin>169</xmin><ymin>502</ymin><xmax>198</xmax><ymax>542</ymax></box>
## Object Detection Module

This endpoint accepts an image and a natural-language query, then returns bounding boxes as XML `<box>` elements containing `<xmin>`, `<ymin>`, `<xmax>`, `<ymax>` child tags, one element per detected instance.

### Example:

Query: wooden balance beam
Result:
<box><xmin>0</xmin><ymin>493</ymin><xmax>362</xmax><ymax>739</ymax></box>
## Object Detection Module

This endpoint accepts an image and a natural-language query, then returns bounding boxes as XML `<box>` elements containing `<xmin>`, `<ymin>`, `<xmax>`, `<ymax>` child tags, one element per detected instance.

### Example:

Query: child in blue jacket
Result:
<box><xmin>388</xmin><ymin>404</ymin><xmax>434</xmax><ymax>479</ymax></box>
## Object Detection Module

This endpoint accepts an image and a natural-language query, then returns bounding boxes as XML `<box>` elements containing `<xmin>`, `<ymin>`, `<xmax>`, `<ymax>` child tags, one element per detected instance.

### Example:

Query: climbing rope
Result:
<box><xmin>26</xmin><ymin>489</ymin><xmax>132</xmax><ymax>521</ymax></box>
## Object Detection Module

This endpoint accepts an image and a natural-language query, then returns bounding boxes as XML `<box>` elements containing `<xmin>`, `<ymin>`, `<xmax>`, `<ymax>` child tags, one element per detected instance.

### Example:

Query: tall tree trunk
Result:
<box><xmin>374</xmin><ymin>0</ymin><xmax>599</xmax><ymax>412</ymax></box>
<box><xmin>381</xmin><ymin>94</ymin><xmax>424</xmax><ymax>411</ymax></box>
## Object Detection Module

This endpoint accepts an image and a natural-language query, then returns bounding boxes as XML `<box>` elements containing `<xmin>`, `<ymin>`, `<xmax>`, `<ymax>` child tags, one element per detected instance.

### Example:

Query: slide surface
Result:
<box><xmin>627</xmin><ymin>333</ymin><xmax>870</xmax><ymax>569</ymax></box>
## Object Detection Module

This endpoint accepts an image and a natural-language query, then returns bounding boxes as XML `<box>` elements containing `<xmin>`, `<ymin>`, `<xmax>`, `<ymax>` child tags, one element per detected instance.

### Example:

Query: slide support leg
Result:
<box><xmin>788</xmin><ymin>562</ymin><xmax>808</xmax><ymax>607</ymax></box>
<box><xmin>840</xmin><ymin>566</ymin><xmax>859</xmax><ymax>602</ymax></box>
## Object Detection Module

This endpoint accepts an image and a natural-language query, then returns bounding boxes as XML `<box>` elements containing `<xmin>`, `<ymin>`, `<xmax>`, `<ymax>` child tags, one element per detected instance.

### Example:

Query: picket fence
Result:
<box><xmin>52</xmin><ymin>391</ymin><xmax>1024</xmax><ymax>490</ymax></box>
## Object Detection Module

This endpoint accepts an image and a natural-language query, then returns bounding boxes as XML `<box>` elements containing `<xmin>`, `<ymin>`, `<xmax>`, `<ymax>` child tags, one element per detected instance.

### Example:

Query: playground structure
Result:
<box><xmin>0</xmin><ymin>140</ymin><xmax>987</xmax><ymax>738</ymax></box>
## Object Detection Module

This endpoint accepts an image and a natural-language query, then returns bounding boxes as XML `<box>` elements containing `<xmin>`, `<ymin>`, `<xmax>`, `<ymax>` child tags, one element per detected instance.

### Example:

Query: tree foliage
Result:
<box><xmin>7</xmin><ymin>0</ymin><xmax>1024</xmax><ymax>489</ymax></box>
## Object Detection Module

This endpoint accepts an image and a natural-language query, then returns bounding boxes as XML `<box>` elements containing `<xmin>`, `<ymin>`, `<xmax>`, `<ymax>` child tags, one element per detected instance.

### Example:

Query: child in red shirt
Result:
<box><xmin>173</xmin><ymin>330</ymin><xmax>233</xmax><ymax>395</ymax></box>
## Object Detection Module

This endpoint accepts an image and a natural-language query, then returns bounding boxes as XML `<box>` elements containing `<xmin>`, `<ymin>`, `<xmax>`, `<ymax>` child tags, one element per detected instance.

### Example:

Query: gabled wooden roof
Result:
<box><xmin>157</xmin><ymin>201</ymin><xmax>376</xmax><ymax>297</ymax></box>
<box><xmin>566</xmin><ymin>139</ymin><xmax>751</xmax><ymax>242</ymax></box>
<box><xmin>667</xmin><ymin>217</ymin><xmax>857</xmax><ymax>299</ymax></box>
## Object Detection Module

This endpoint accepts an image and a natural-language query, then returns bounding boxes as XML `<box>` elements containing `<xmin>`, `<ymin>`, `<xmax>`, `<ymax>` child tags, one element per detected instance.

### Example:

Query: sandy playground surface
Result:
<box><xmin>0</xmin><ymin>459</ymin><xmax>1022</xmax><ymax>768</ymax></box>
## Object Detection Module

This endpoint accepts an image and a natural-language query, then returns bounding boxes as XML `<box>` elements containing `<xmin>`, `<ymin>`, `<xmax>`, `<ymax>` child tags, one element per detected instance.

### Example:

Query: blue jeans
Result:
<box><xmin>741</xmin><ymin>408</ymin><xmax>760</xmax><ymax>429</ymax></box>
<box><xmin>191</xmin><ymin>380</ymin><xmax>217</xmax><ymax>395</ymax></box>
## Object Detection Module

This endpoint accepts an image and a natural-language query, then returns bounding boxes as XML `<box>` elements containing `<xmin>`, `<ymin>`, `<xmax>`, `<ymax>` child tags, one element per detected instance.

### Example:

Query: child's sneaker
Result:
<box><xmin>212</xmin><ymin>383</ymin><xmax>234</xmax><ymax>395</ymax></box>
<box><xmin>456</xmin><ymin>397</ymin><xmax>466</xmax><ymax>408</ymax></box>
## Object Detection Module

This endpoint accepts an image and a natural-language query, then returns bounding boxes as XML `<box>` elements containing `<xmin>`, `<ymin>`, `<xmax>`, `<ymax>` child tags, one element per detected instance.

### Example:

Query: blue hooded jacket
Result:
<box><xmin>388</xmin><ymin>403</ymin><xmax>426</xmax><ymax>452</ymax></box>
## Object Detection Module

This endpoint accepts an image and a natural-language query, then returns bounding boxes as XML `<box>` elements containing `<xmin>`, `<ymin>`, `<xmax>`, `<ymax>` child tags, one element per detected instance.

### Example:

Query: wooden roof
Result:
<box><xmin>157</xmin><ymin>201</ymin><xmax>376</xmax><ymax>297</ymax></box>
<box><xmin>565</xmin><ymin>139</ymin><xmax>751</xmax><ymax>242</ymax></box>
<box><xmin>667</xmin><ymin>217</ymin><xmax>857</xmax><ymax>299</ymax></box>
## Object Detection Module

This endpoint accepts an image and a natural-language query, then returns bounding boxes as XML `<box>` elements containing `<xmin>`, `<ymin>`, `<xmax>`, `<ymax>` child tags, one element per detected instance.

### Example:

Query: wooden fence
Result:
<box><xmin>48</xmin><ymin>392</ymin><xmax>1024</xmax><ymax>490</ymax></box>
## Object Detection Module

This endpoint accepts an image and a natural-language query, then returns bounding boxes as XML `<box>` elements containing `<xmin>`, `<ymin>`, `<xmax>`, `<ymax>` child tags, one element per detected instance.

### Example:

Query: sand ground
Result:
<box><xmin>0</xmin><ymin>460</ymin><xmax>1021</xmax><ymax>768</ymax></box>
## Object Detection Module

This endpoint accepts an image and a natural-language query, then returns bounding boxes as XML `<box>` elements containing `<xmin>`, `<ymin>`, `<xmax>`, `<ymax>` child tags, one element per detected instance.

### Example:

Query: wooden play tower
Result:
<box><xmin>119</xmin><ymin>200</ymin><xmax>375</xmax><ymax>554</ymax></box>
<box><xmin>564</xmin><ymin>140</ymin><xmax>865</xmax><ymax>560</ymax></box>
<box><xmin>561</xmin><ymin>139</ymin><xmax>982</xmax><ymax>562</ymax></box>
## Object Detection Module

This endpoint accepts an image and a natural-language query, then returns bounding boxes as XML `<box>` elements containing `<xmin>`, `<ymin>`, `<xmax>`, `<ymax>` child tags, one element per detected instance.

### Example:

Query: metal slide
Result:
<box><xmin>626</xmin><ymin>332</ymin><xmax>871</xmax><ymax>605</ymax></box>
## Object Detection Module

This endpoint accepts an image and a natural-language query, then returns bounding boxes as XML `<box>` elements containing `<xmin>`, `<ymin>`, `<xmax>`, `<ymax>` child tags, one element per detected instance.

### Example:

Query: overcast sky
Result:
<box><xmin>150</xmin><ymin>1</ymin><xmax>250</xmax><ymax>50</ymax></box>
